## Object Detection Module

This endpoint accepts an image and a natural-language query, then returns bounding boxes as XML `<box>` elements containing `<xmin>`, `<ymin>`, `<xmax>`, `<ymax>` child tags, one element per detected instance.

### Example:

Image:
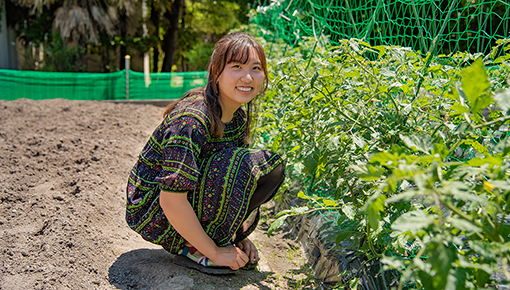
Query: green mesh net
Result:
<box><xmin>0</xmin><ymin>69</ymin><xmax>207</xmax><ymax>101</ymax></box>
<box><xmin>252</xmin><ymin>0</ymin><xmax>509</xmax><ymax>56</ymax></box>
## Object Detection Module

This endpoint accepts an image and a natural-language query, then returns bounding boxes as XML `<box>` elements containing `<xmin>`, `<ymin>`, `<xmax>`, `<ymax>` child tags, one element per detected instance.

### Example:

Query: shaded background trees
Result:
<box><xmin>2</xmin><ymin>0</ymin><xmax>254</xmax><ymax>72</ymax></box>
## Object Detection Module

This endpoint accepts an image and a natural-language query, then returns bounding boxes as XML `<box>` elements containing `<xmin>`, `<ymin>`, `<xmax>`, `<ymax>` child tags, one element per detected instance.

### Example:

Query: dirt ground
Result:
<box><xmin>0</xmin><ymin>99</ymin><xmax>328</xmax><ymax>290</ymax></box>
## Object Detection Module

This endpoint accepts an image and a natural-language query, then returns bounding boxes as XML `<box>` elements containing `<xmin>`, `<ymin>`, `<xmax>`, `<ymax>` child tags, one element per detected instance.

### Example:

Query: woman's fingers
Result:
<box><xmin>252</xmin><ymin>243</ymin><xmax>259</xmax><ymax>262</ymax></box>
<box><xmin>237</xmin><ymin>247</ymin><xmax>249</xmax><ymax>262</ymax></box>
<box><xmin>239</xmin><ymin>239</ymin><xmax>259</xmax><ymax>263</ymax></box>
<box><xmin>211</xmin><ymin>245</ymin><xmax>247</xmax><ymax>270</ymax></box>
<box><xmin>234</xmin><ymin>247</ymin><xmax>248</xmax><ymax>269</ymax></box>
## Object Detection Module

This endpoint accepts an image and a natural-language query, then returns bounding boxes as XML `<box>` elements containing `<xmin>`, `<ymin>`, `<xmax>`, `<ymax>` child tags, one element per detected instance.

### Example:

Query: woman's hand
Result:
<box><xmin>159</xmin><ymin>191</ymin><xmax>250</xmax><ymax>270</ymax></box>
<box><xmin>209</xmin><ymin>245</ymin><xmax>249</xmax><ymax>270</ymax></box>
<box><xmin>235</xmin><ymin>238</ymin><xmax>259</xmax><ymax>264</ymax></box>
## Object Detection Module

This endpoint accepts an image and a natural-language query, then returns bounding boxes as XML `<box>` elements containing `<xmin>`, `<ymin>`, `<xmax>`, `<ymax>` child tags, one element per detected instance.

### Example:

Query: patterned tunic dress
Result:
<box><xmin>126</xmin><ymin>95</ymin><xmax>285</xmax><ymax>254</ymax></box>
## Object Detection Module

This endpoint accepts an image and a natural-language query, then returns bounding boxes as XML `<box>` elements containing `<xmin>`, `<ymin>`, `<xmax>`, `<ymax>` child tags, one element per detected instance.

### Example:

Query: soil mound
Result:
<box><xmin>0</xmin><ymin>99</ymin><xmax>316</xmax><ymax>290</ymax></box>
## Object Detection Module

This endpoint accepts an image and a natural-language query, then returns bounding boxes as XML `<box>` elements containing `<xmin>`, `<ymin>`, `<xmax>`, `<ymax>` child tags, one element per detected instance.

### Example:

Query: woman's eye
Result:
<box><xmin>253</xmin><ymin>66</ymin><xmax>262</xmax><ymax>71</ymax></box>
<box><xmin>232</xmin><ymin>64</ymin><xmax>242</xmax><ymax>69</ymax></box>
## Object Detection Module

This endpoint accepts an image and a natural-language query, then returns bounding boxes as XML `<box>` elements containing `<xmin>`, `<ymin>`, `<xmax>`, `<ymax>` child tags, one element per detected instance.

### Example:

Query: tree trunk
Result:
<box><xmin>161</xmin><ymin>0</ymin><xmax>184</xmax><ymax>72</ymax></box>
<box><xmin>150</xmin><ymin>5</ymin><xmax>160</xmax><ymax>73</ymax></box>
<box><xmin>119</xmin><ymin>7</ymin><xmax>127</xmax><ymax>70</ymax></box>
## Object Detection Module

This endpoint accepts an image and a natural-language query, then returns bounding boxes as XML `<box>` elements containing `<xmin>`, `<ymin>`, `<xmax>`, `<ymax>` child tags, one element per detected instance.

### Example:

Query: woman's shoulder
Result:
<box><xmin>169</xmin><ymin>95</ymin><xmax>211</xmax><ymax>126</ymax></box>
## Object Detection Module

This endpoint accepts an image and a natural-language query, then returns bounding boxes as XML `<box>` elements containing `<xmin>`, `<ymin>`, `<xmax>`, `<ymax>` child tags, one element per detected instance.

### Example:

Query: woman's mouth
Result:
<box><xmin>237</xmin><ymin>86</ymin><xmax>253</xmax><ymax>92</ymax></box>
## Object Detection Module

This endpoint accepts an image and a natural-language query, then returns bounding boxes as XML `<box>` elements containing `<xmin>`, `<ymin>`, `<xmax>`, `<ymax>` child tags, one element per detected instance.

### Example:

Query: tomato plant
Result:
<box><xmin>253</xmin><ymin>36</ymin><xmax>510</xmax><ymax>289</ymax></box>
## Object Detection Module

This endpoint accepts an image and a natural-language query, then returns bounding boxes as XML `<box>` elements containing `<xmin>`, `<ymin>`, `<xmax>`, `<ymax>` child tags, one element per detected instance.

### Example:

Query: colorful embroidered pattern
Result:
<box><xmin>126</xmin><ymin>95</ymin><xmax>285</xmax><ymax>254</ymax></box>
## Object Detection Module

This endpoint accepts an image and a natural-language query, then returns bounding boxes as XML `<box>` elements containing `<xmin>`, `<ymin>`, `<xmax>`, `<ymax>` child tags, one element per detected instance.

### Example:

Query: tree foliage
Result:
<box><xmin>4</xmin><ymin>0</ymin><xmax>250</xmax><ymax>71</ymax></box>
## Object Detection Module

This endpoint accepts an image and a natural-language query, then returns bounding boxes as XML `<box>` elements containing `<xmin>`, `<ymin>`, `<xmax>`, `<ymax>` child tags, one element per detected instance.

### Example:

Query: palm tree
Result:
<box><xmin>12</xmin><ymin>0</ymin><xmax>124</xmax><ymax>46</ymax></box>
<box><xmin>53</xmin><ymin>0</ymin><xmax>132</xmax><ymax>46</ymax></box>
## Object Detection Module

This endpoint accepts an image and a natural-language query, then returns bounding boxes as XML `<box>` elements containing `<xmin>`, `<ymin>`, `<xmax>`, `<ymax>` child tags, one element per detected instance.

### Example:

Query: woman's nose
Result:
<box><xmin>241</xmin><ymin>71</ymin><xmax>253</xmax><ymax>82</ymax></box>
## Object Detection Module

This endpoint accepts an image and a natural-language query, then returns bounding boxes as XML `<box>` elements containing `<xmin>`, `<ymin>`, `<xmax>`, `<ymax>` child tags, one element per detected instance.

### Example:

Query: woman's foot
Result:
<box><xmin>178</xmin><ymin>244</ymin><xmax>221</xmax><ymax>267</ymax></box>
<box><xmin>235</xmin><ymin>238</ymin><xmax>260</xmax><ymax>265</ymax></box>
<box><xmin>173</xmin><ymin>246</ymin><xmax>236</xmax><ymax>275</ymax></box>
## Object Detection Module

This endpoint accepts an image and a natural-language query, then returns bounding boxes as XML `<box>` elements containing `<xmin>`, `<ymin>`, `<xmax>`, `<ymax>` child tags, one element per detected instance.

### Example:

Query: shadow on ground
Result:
<box><xmin>108</xmin><ymin>248</ymin><xmax>274</xmax><ymax>290</ymax></box>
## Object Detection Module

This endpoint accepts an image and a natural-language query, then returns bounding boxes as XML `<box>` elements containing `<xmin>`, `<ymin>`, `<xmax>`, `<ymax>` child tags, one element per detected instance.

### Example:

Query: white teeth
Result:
<box><xmin>237</xmin><ymin>87</ymin><xmax>252</xmax><ymax>92</ymax></box>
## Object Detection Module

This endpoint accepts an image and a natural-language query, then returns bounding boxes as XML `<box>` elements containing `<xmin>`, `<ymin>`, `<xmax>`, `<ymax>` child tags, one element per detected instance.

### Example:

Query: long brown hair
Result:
<box><xmin>163</xmin><ymin>32</ymin><xmax>269</xmax><ymax>142</ymax></box>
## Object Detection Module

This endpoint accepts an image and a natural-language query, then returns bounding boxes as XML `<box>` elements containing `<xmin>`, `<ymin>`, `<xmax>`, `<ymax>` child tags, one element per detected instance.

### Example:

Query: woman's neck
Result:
<box><xmin>219</xmin><ymin>100</ymin><xmax>240</xmax><ymax>123</ymax></box>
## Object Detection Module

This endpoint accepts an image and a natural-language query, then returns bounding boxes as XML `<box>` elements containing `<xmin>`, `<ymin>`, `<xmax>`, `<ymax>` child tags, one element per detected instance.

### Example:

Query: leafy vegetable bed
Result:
<box><xmin>254</xmin><ymin>36</ymin><xmax>510</xmax><ymax>289</ymax></box>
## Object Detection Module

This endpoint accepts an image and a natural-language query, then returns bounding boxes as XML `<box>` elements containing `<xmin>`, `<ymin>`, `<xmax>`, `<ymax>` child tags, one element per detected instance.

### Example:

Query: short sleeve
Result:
<box><xmin>155</xmin><ymin>114</ymin><xmax>208</xmax><ymax>193</ymax></box>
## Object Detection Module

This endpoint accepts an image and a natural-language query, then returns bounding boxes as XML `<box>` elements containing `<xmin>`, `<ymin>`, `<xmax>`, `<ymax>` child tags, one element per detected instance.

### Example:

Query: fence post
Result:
<box><xmin>125</xmin><ymin>55</ymin><xmax>130</xmax><ymax>100</ymax></box>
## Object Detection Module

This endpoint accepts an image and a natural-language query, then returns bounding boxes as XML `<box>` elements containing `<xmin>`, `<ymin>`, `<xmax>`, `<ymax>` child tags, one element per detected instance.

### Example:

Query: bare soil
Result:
<box><xmin>0</xmin><ymin>99</ymin><xmax>323</xmax><ymax>290</ymax></box>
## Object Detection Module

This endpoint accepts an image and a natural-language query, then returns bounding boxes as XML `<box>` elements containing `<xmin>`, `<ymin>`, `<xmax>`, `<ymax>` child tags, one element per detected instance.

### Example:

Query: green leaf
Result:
<box><xmin>466</xmin><ymin>155</ymin><xmax>502</xmax><ymax>167</ymax></box>
<box><xmin>421</xmin><ymin>242</ymin><xmax>456</xmax><ymax>290</ymax></box>
<box><xmin>326</xmin><ymin>136</ymin><xmax>341</xmax><ymax>151</ymax></box>
<box><xmin>462</xmin><ymin>139</ymin><xmax>488</xmax><ymax>154</ymax></box>
<box><xmin>268</xmin><ymin>214</ymin><xmax>289</xmax><ymax>236</ymax></box>
<box><xmin>351</xmin><ymin>133</ymin><xmax>366</xmax><ymax>150</ymax></box>
<box><xmin>381</xmin><ymin>256</ymin><xmax>405</xmax><ymax>270</ymax></box>
<box><xmin>303</xmin><ymin>149</ymin><xmax>319</xmax><ymax>174</ymax></box>
<box><xmin>399</xmin><ymin>133</ymin><xmax>433</xmax><ymax>154</ymax></box>
<box><xmin>475</xmin><ymin>269</ymin><xmax>491</xmax><ymax>288</ymax></box>
<box><xmin>391</xmin><ymin>210</ymin><xmax>435</xmax><ymax>236</ymax></box>
<box><xmin>385</xmin><ymin>190</ymin><xmax>416</xmax><ymax>203</ymax></box>
<box><xmin>288</xmin><ymin>145</ymin><xmax>301</xmax><ymax>153</ymax></box>
<box><xmin>297</xmin><ymin>191</ymin><xmax>312</xmax><ymax>200</ymax></box>
<box><xmin>467</xmin><ymin>240</ymin><xmax>498</xmax><ymax>259</ymax></box>
<box><xmin>441</xmin><ymin>181</ymin><xmax>486</xmax><ymax>204</ymax></box>
<box><xmin>310</xmin><ymin>72</ymin><xmax>319</xmax><ymax>88</ymax></box>
<box><xmin>290</xmin><ymin>206</ymin><xmax>309</xmax><ymax>215</ymax></box>
<box><xmin>322</xmin><ymin>198</ymin><xmax>338</xmax><ymax>207</ymax></box>
<box><xmin>445</xmin><ymin>217</ymin><xmax>482</xmax><ymax>233</ymax></box>
<box><xmin>350</xmin><ymin>164</ymin><xmax>384</xmax><ymax>181</ymax></box>
<box><xmin>342</xmin><ymin>202</ymin><xmax>356</xmax><ymax>220</ymax></box>
<box><xmin>337</xmin><ymin>215</ymin><xmax>346</xmax><ymax>226</ymax></box>
<box><xmin>335</xmin><ymin>230</ymin><xmax>355</xmax><ymax>245</ymax></box>
<box><xmin>272</xmin><ymin>137</ymin><xmax>280</xmax><ymax>152</ymax></box>
<box><xmin>373</xmin><ymin>45</ymin><xmax>387</xmax><ymax>58</ymax></box>
<box><xmin>493</xmin><ymin>87</ymin><xmax>510</xmax><ymax>112</ymax></box>
<box><xmin>365</xmin><ymin>194</ymin><xmax>386</xmax><ymax>230</ymax></box>
<box><xmin>369</xmin><ymin>152</ymin><xmax>402</xmax><ymax>167</ymax></box>
<box><xmin>432</xmin><ymin>143</ymin><xmax>449</xmax><ymax>159</ymax></box>
<box><xmin>461</xmin><ymin>58</ymin><xmax>490</xmax><ymax>106</ymax></box>
<box><xmin>450</xmin><ymin>103</ymin><xmax>468</xmax><ymax>116</ymax></box>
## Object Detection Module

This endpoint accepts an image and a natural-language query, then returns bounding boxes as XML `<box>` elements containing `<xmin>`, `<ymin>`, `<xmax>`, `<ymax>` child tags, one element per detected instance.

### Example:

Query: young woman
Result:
<box><xmin>126</xmin><ymin>32</ymin><xmax>285</xmax><ymax>272</ymax></box>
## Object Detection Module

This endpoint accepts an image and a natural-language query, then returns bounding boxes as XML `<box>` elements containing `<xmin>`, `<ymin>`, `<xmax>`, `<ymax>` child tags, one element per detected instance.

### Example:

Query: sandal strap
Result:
<box><xmin>197</xmin><ymin>256</ymin><xmax>209</xmax><ymax>267</ymax></box>
<box><xmin>178</xmin><ymin>245</ymin><xmax>221</xmax><ymax>268</ymax></box>
<box><xmin>178</xmin><ymin>245</ymin><xmax>189</xmax><ymax>256</ymax></box>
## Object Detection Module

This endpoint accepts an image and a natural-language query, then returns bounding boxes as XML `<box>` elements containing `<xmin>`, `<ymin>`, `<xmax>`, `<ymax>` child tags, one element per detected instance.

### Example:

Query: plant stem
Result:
<box><xmin>340</xmin><ymin>169</ymin><xmax>355</xmax><ymax>197</ymax></box>
<box><xmin>440</xmin><ymin>198</ymin><xmax>502</xmax><ymax>243</ymax></box>
<box><xmin>335</xmin><ymin>99</ymin><xmax>376</xmax><ymax>133</ymax></box>
<box><xmin>366</xmin><ymin>223</ymin><xmax>382</xmax><ymax>258</ymax></box>
<box><xmin>386</xmin><ymin>92</ymin><xmax>400</xmax><ymax>115</ymax></box>
<box><xmin>446</xmin><ymin>137</ymin><xmax>464</xmax><ymax>160</ymax></box>
<box><xmin>294</xmin><ymin>207</ymin><xmax>344</xmax><ymax>216</ymax></box>
<box><xmin>473</xmin><ymin>115</ymin><xmax>510</xmax><ymax>129</ymax></box>
<box><xmin>431</xmin><ymin>120</ymin><xmax>446</xmax><ymax>137</ymax></box>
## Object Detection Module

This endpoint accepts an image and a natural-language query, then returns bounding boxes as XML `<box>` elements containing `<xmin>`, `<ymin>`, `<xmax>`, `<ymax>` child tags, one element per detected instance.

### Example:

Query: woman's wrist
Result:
<box><xmin>198</xmin><ymin>244</ymin><xmax>223</xmax><ymax>265</ymax></box>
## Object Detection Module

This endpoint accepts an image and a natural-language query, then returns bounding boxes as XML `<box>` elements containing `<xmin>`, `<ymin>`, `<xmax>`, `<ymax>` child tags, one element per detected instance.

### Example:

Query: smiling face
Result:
<box><xmin>216</xmin><ymin>48</ymin><xmax>265</xmax><ymax>111</ymax></box>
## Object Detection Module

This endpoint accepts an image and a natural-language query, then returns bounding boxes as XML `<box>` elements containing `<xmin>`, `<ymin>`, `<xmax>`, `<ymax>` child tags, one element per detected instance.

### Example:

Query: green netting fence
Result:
<box><xmin>252</xmin><ymin>0</ymin><xmax>509</xmax><ymax>56</ymax></box>
<box><xmin>0</xmin><ymin>69</ymin><xmax>207</xmax><ymax>101</ymax></box>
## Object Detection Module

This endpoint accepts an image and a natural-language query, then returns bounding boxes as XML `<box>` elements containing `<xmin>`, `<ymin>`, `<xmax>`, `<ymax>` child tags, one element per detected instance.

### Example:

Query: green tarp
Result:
<box><xmin>0</xmin><ymin>69</ymin><xmax>207</xmax><ymax>101</ymax></box>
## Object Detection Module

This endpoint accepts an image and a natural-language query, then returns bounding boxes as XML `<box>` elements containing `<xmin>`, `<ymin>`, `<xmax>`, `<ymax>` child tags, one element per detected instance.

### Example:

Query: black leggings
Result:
<box><xmin>247</xmin><ymin>163</ymin><xmax>285</xmax><ymax>213</ymax></box>
<box><xmin>234</xmin><ymin>163</ymin><xmax>285</xmax><ymax>243</ymax></box>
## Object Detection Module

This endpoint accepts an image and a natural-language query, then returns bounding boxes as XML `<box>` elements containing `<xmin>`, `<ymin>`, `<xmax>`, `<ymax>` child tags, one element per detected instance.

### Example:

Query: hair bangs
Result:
<box><xmin>225</xmin><ymin>40</ymin><xmax>254</xmax><ymax>65</ymax></box>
